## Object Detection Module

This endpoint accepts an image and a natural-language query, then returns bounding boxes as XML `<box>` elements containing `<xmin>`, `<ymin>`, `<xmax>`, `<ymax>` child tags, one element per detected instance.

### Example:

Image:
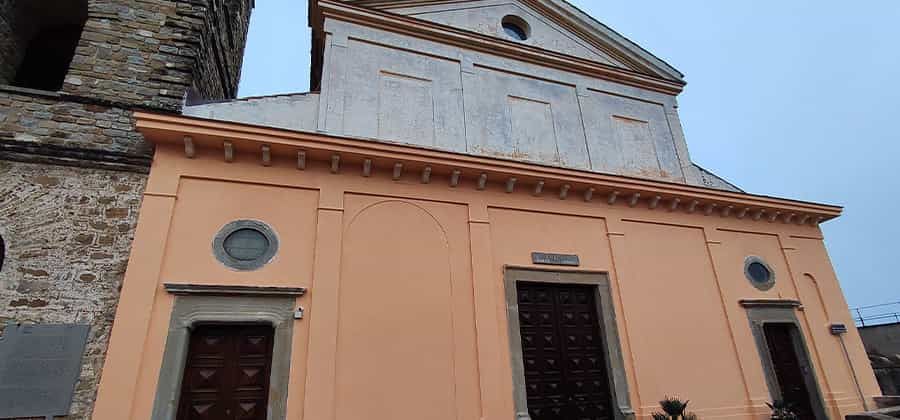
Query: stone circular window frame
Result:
<box><xmin>744</xmin><ymin>256</ymin><xmax>776</xmax><ymax>291</ymax></box>
<box><xmin>213</xmin><ymin>220</ymin><xmax>279</xmax><ymax>271</ymax></box>
<box><xmin>501</xmin><ymin>15</ymin><xmax>531</xmax><ymax>41</ymax></box>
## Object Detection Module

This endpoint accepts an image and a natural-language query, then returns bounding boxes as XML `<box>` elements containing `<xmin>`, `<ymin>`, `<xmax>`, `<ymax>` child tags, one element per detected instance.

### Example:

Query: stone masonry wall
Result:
<box><xmin>0</xmin><ymin>1</ymin><xmax>253</xmax><ymax>418</ymax></box>
<box><xmin>190</xmin><ymin>0</ymin><xmax>253</xmax><ymax>101</ymax></box>
<box><xmin>0</xmin><ymin>160</ymin><xmax>147</xmax><ymax>420</ymax></box>
<box><xmin>61</xmin><ymin>0</ymin><xmax>253</xmax><ymax>111</ymax></box>
<box><xmin>0</xmin><ymin>90</ymin><xmax>152</xmax><ymax>158</ymax></box>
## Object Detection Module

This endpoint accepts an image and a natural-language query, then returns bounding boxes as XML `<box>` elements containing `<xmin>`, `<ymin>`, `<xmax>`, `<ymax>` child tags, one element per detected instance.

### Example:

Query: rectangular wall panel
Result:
<box><xmin>379</xmin><ymin>72</ymin><xmax>436</xmax><ymax>145</ymax></box>
<box><xmin>581</xmin><ymin>91</ymin><xmax>684</xmax><ymax>181</ymax></box>
<box><xmin>465</xmin><ymin>66</ymin><xmax>589</xmax><ymax>169</ymax></box>
<box><xmin>612</xmin><ymin>116</ymin><xmax>659</xmax><ymax>177</ymax></box>
<box><xmin>341</xmin><ymin>39</ymin><xmax>466</xmax><ymax>153</ymax></box>
<box><xmin>619</xmin><ymin>221</ymin><xmax>746</xmax><ymax>413</ymax></box>
<box><xmin>508</xmin><ymin>96</ymin><xmax>559</xmax><ymax>164</ymax></box>
<box><xmin>160</xmin><ymin>178</ymin><xmax>319</xmax><ymax>288</ymax></box>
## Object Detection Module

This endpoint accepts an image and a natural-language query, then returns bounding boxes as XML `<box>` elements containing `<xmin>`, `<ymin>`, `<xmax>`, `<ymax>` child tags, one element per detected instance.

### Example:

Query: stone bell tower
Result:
<box><xmin>0</xmin><ymin>0</ymin><xmax>253</xmax><ymax>418</ymax></box>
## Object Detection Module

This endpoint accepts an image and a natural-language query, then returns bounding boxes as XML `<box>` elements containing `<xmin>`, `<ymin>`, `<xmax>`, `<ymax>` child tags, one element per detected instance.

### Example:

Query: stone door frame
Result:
<box><xmin>742</xmin><ymin>300</ymin><xmax>829</xmax><ymax>420</ymax></box>
<box><xmin>150</xmin><ymin>284</ymin><xmax>304</xmax><ymax>420</ymax></box>
<box><xmin>503</xmin><ymin>267</ymin><xmax>634</xmax><ymax>420</ymax></box>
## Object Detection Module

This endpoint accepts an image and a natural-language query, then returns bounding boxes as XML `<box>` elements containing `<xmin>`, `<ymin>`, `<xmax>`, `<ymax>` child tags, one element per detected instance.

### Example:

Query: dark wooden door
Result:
<box><xmin>517</xmin><ymin>282</ymin><xmax>614</xmax><ymax>420</ymax></box>
<box><xmin>764</xmin><ymin>323</ymin><xmax>816</xmax><ymax>420</ymax></box>
<box><xmin>176</xmin><ymin>325</ymin><xmax>275</xmax><ymax>420</ymax></box>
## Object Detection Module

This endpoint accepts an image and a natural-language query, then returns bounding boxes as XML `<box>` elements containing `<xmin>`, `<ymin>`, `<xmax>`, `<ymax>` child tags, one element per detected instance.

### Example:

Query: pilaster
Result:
<box><xmin>603</xmin><ymin>218</ymin><xmax>642</xmax><ymax>416</ymax></box>
<box><xmin>467</xmin><ymin>201</ymin><xmax>511</xmax><ymax>420</ymax></box>
<box><xmin>92</xmin><ymin>166</ymin><xmax>178</xmax><ymax>420</ymax></box>
<box><xmin>300</xmin><ymin>186</ymin><xmax>346</xmax><ymax>420</ymax></box>
<box><xmin>701</xmin><ymin>227</ymin><xmax>758</xmax><ymax>413</ymax></box>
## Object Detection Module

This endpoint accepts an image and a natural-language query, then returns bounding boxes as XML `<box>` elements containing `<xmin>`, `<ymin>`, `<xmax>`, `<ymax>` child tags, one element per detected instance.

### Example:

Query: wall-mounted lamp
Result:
<box><xmin>830</xmin><ymin>323</ymin><xmax>848</xmax><ymax>335</ymax></box>
<box><xmin>294</xmin><ymin>306</ymin><xmax>305</xmax><ymax>320</ymax></box>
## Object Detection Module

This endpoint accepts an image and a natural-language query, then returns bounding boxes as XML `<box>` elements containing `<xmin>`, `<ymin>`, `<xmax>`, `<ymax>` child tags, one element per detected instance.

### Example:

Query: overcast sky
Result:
<box><xmin>237</xmin><ymin>0</ymin><xmax>900</xmax><ymax>310</ymax></box>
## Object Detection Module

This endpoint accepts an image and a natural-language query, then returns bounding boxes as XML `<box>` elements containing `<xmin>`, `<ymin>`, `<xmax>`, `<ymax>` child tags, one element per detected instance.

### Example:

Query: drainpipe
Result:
<box><xmin>831</xmin><ymin>323</ymin><xmax>870</xmax><ymax>411</ymax></box>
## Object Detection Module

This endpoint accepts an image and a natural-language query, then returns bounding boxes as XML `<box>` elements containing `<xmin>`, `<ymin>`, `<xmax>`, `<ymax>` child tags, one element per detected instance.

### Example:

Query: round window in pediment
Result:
<box><xmin>502</xmin><ymin>15</ymin><xmax>530</xmax><ymax>41</ymax></box>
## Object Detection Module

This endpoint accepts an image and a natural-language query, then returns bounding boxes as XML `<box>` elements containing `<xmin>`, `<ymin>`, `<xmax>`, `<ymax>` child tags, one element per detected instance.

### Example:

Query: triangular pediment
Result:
<box><xmin>343</xmin><ymin>0</ymin><xmax>684</xmax><ymax>82</ymax></box>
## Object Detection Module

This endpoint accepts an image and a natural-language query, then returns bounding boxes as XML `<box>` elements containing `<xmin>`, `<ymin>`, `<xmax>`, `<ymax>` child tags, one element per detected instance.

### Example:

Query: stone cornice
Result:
<box><xmin>739</xmin><ymin>299</ymin><xmax>803</xmax><ymax>309</ymax></box>
<box><xmin>164</xmin><ymin>283</ymin><xmax>307</xmax><ymax>297</ymax></box>
<box><xmin>0</xmin><ymin>140</ymin><xmax>152</xmax><ymax>173</ymax></box>
<box><xmin>0</xmin><ymin>84</ymin><xmax>185</xmax><ymax>115</ymax></box>
<box><xmin>134</xmin><ymin>112</ymin><xmax>842</xmax><ymax>226</ymax></box>
<box><xmin>314</xmin><ymin>0</ymin><xmax>686</xmax><ymax>95</ymax></box>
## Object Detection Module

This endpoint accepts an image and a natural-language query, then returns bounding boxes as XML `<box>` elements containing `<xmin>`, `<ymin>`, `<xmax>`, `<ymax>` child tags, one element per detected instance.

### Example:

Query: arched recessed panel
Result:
<box><xmin>336</xmin><ymin>201</ymin><xmax>457</xmax><ymax>420</ymax></box>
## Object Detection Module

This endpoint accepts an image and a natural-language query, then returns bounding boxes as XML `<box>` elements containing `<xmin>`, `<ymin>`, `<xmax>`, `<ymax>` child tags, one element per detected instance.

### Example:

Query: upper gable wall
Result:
<box><xmin>316</xmin><ymin>17</ymin><xmax>704</xmax><ymax>185</ymax></box>
<box><xmin>380</xmin><ymin>0</ymin><xmax>632</xmax><ymax>69</ymax></box>
<box><xmin>216</xmin><ymin>1</ymin><xmax>732</xmax><ymax>190</ymax></box>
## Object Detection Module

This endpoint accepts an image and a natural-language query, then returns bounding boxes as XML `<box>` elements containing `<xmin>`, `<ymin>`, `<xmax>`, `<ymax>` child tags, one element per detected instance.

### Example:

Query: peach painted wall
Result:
<box><xmin>93</xmin><ymin>144</ymin><xmax>880</xmax><ymax>420</ymax></box>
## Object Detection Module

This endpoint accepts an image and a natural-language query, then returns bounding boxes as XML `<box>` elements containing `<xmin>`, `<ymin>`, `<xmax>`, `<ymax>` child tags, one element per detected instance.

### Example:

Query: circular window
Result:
<box><xmin>223</xmin><ymin>229</ymin><xmax>270</xmax><ymax>261</ymax></box>
<box><xmin>744</xmin><ymin>256</ymin><xmax>775</xmax><ymax>290</ymax></box>
<box><xmin>213</xmin><ymin>220</ymin><xmax>278</xmax><ymax>271</ymax></box>
<box><xmin>502</xmin><ymin>15</ymin><xmax>530</xmax><ymax>41</ymax></box>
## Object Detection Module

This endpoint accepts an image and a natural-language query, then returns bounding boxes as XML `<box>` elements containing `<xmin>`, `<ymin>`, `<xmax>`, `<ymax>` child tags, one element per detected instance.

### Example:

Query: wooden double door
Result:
<box><xmin>176</xmin><ymin>325</ymin><xmax>275</xmax><ymax>420</ymax></box>
<box><xmin>763</xmin><ymin>323</ymin><xmax>819</xmax><ymax>420</ymax></box>
<box><xmin>517</xmin><ymin>282</ymin><xmax>615</xmax><ymax>420</ymax></box>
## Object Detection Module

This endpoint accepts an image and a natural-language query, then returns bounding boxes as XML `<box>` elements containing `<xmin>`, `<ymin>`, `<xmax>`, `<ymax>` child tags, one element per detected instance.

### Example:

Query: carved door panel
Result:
<box><xmin>176</xmin><ymin>325</ymin><xmax>274</xmax><ymax>420</ymax></box>
<box><xmin>764</xmin><ymin>323</ymin><xmax>816</xmax><ymax>420</ymax></box>
<box><xmin>517</xmin><ymin>282</ymin><xmax>614</xmax><ymax>420</ymax></box>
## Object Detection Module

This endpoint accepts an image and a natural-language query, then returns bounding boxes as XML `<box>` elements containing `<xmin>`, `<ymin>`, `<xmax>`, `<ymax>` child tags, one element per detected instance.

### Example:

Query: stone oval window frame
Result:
<box><xmin>744</xmin><ymin>256</ymin><xmax>776</xmax><ymax>291</ymax></box>
<box><xmin>213</xmin><ymin>220</ymin><xmax>279</xmax><ymax>271</ymax></box>
<box><xmin>501</xmin><ymin>15</ymin><xmax>531</xmax><ymax>41</ymax></box>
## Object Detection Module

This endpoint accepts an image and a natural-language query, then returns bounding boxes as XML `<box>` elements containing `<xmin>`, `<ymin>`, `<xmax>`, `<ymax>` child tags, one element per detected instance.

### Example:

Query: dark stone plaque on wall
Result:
<box><xmin>532</xmin><ymin>252</ymin><xmax>581</xmax><ymax>267</ymax></box>
<box><xmin>0</xmin><ymin>324</ymin><xmax>89</xmax><ymax>419</ymax></box>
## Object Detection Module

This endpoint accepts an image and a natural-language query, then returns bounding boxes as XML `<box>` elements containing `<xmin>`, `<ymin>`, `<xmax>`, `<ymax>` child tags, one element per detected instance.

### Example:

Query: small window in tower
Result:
<box><xmin>6</xmin><ymin>0</ymin><xmax>88</xmax><ymax>91</ymax></box>
<box><xmin>502</xmin><ymin>15</ymin><xmax>530</xmax><ymax>41</ymax></box>
<box><xmin>0</xmin><ymin>233</ymin><xmax>5</xmax><ymax>272</ymax></box>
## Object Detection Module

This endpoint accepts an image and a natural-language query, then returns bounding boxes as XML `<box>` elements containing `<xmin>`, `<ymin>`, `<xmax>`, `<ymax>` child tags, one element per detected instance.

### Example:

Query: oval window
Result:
<box><xmin>502</xmin><ymin>16</ymin><xmax>530</xmax><ymax>41</ymax></box>
<box><xmin>745</xmin><ymin>256</ymin><xmax>775</xmax><ymax>290</ymax></box>
<box><xmin>213</xmin><ymin>220</ymin><xmax>279</xmax><ymax>271</ymax></box>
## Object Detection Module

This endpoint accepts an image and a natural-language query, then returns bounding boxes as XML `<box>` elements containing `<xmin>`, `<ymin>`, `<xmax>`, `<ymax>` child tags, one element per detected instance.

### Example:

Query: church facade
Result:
<box><xmin>0</xmin><ymin>0</ymin><xmax>882</xmax><ymax>420</ymax></box>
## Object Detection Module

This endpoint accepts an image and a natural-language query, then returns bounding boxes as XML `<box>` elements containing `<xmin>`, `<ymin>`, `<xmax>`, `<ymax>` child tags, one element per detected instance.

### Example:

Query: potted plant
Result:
<box><xmin>766</xmin><ymin>400</ymin><xmax>799</xmax><ymax>420</ymax></box>
<box><xmin>652</xmin><ymin>396</ymin><xmax>698</xmax><ymax>420</ymax></box>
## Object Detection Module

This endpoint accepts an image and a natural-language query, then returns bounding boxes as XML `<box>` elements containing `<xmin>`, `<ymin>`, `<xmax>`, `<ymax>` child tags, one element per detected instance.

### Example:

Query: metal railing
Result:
<box><xmin>853</xmin><ymin>301</ymin><xmax>900</xmax><ymax>327</ymax></box>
